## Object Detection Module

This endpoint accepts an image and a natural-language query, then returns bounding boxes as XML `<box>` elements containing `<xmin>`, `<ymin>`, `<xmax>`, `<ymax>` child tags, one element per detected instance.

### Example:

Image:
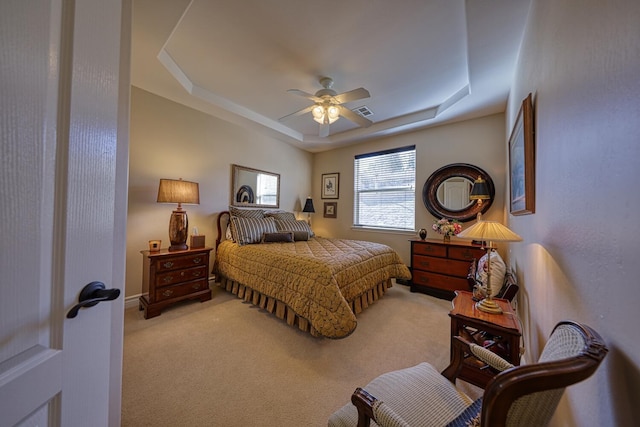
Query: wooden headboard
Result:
<box><xmin>215</xmin><ymin>210</ymin><xmax>231</xmax><ymax>251</ymax></box>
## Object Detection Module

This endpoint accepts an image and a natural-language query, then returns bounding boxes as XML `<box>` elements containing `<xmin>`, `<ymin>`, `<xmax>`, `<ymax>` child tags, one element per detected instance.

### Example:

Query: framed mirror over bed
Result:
<box><xmin>231</xmin><ymin>164</ymin><xmax>280</xmax><ymax>208</ymax></box>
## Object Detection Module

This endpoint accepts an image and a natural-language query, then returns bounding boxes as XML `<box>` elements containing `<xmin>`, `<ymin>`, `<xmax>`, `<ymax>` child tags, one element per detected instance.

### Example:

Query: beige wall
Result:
<box><xmin>126</xmin><ymin>87</ymin><xmax>313</xmax><ymax>298</ymax></box>
<box><xmin>506</xmin><ymin>0</ymin><xmax>640</xmax><ymax>425</ymax></box>
<box><xmin>313</xmin><ymin>113</ymin><xmax>507</xmax><ymax>263</ymax></box>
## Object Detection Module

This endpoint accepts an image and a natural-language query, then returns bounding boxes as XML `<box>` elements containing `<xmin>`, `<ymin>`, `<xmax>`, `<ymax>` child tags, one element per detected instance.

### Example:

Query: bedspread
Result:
<box><xmin>216</xmin><ymin>237</ymin><xmax>412</xmax><ymax>338</ymax></box>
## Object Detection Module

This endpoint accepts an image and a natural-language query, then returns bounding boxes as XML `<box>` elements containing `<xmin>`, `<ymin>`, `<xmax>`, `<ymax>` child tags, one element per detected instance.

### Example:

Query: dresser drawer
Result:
<box><xmin>154</xmin><ymin>278</ymin><xmax>209</xmax><ymax>302</ymax></box>
<box><xmin>412</xmin><ymin>270</ymin><xmax>469</xmax><ymax>292</ymax></box>
<box><xmin>154</xmin><ymin>253</ymin><xmax>207</xmax><ymax>272</ymax></box>
<box><xmin>412</xmin><ymin>242</ymin><xmax>447</xmax><ymax>257</ymax></box>
<box><xmin>448</xmin><ymin>246</ymin><xmax>485</xmax><ymax>262</ymax></box>
<box><xmin>413</xmin><ymin>255</ymin><xmax>471</xmax><ymax>277</ymax></box>
<box><xmin>155</xmin><ymin>265</ymin><xmax>207</xmax><ymax>287</ymax></box>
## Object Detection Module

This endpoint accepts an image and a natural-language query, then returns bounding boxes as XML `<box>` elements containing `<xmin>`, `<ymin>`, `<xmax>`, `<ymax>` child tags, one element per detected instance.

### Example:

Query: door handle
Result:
<box><xmin>67</xmin><ymin>281</ymin><xmax>120</xmax><ymax>318</ymax></box>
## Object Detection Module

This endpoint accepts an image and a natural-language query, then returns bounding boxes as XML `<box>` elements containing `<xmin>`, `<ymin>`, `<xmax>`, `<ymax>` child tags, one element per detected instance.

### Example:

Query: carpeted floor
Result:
<box><xmin>121</xmin><ymin>282</ymin><xmax>480</xmax><ymax>426</ymax></box>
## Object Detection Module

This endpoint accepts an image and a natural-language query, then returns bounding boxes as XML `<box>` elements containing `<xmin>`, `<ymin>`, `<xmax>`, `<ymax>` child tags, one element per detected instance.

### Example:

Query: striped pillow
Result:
<box><xmin>229</xmin><ymin>206</ymin><xmax>264</xmax><ymax>219</ymax></box>
<box><xmin>275</xmin><ymin>219</ymin><xmax>314</xmax><ymax>238</ymax></box>
<box><xmin>230</xmin><ymin>216</ymin><xmax>277</xmax><ymax>245</ymax></box>
<box><xmin>264</xmin><ymin>210</ymin><xmax>297</xmax><ymax>221</ymax></box>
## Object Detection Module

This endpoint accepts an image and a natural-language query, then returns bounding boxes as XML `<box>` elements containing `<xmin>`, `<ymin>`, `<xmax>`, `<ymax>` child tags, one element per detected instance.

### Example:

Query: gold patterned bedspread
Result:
<box><xmin>216</xmin><ymin>237</ymin><xmax>412</xmax><ymax>338</ymax></box>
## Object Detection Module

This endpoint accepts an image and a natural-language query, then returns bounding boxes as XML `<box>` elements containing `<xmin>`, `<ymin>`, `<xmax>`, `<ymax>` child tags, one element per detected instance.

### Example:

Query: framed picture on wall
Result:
<box><xmin>321</xmin><ymin>173</ymin><xmax>339</xmax><ymax>199</ymax></box>
<box><xmin>324</xmin><ymin>202</ymin><xmax>337</xmax><ymax>218</ymax></box>
<box><xmin>509</xmin><ymin>93</ymin><xmax>535</xmax><ymax>215</ymax></box>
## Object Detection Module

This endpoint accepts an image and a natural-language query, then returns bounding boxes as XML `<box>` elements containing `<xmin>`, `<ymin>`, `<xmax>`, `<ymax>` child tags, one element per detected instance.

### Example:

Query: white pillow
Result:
<box><xmin>476</xmin><ymin>249</ymin><xmax>506</xmax><ymax>297</ymax></box>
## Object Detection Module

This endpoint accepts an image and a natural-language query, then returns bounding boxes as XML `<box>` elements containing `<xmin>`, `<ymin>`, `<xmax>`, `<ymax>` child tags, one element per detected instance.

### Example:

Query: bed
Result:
<box><xmin>213</xmin><ymin>209</ymin><xmax>412</xmax><ymax>338</ymax></box>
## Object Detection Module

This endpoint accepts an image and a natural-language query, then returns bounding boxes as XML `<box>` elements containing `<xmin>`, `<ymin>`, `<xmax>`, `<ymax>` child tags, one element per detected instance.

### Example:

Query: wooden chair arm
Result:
<box><xmin>351</xmin><ymin>387</ymin><xmax>377</xmax><ymax>427</ymax></box>
<box><xmin>441</xmin><ymin>335</ymin><xmax>473</xmax><ymax>383</ymax></box>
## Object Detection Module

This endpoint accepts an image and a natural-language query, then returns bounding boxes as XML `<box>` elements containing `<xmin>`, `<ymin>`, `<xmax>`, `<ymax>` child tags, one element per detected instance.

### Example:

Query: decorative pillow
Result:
<box><xmin>292</xmin><ymin>230</ymin><xmax>309</xmax><ymax>241</ymax></box>
<box><xmin>230</xmin><ymin>216</ymin><xmax>277</xmax><ymax>245</ymax></box>
<box><xmin>264</xmin><ymin>210</ymin><xmax>297</xmax><ymax>221</ymax></box>
<box><xmin>476</xmin><ymin>249</ymin><xmax>506</xmax><ymax>297</ymax></box>
<box><xmin>229</xmin><ymin>205</ymin><xmax>264</xmax><ymax>219</ymax></box>
<box><xmin>261</xmin><ymin>231</ymin><xmax>294</xmax><ymax>243</ymax></box>
<box><xmin>445</xmin><ymin>398</ymin><xmax>483</xmax><ymax>427</ymax></box>
<box><xmin>275</xmin><ymin>219</ymin><xmax>314</xmax><ymax>237</ymax></box>
<box><xmin>225</xmin><ymin>224</ymin><xmax>233</xmax><ymax>241</ymax></box>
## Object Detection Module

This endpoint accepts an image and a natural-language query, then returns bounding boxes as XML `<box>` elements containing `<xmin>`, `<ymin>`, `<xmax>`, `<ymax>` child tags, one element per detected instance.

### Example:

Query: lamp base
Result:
<box><xmin>475</xmin><ymin>297</ymin><xmax>503</xmax><ymax>314</ymax></box>
<box><xmin>168</xmin><ymin>209</ymin><xmax>189</xmax><ymax>252</ymax></box>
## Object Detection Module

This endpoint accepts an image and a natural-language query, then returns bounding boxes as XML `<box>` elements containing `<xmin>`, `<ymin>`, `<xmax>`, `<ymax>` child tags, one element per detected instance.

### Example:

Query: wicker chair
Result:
<box><xmin>328</xmin><ymin>320</ymin><xmax>607</xmax><ymax>427</ymax></box>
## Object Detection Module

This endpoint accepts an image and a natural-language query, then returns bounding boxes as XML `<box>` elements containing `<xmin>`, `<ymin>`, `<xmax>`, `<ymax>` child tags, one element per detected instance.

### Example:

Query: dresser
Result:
<box><xmin>139</xmin><ymin>247</ymin><xmax>213</xmax><ymax>319</ymax></box>
<box><xmin>410</xmin><ymin>238</ymin><xmax>485</xmax><ymax>299</ymax></box>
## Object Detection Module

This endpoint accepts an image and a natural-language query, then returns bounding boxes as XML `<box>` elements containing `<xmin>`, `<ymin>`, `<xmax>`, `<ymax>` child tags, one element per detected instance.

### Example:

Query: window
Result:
<box><xmin>354</xmin><ymin>145</ymin><xmax>416</xmax><ymax>231</ymax></box>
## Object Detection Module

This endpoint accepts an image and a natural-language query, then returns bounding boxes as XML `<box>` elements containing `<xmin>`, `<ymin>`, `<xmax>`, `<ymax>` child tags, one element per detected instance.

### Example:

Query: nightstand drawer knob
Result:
<box><xmin>192</xmin><ymin>271</ymin><xmax>202</xmax><ymax>277</ymax></box>
<box><xmin>163</xmin><ymin>261</ymin><xmax>174</xmax><ymax>268</ymax></box>
<box><xmin>163</xmin><ymin>276</ymin><xmax>173</xmax><ymax>283</ymax></box>
<box><xmin>162</xmin><ymin>289</ymin><xmax>174</xmax><ymax>297</ymax></box>
<box><xmin>192</xmin><ymin>283</ymin><xmax>201</xmax><ymax>290</ymax></box>
<box><xmin>193</xmin><ymin>257</ymin><xmax>202</xmax><ymax>264</ymax></box>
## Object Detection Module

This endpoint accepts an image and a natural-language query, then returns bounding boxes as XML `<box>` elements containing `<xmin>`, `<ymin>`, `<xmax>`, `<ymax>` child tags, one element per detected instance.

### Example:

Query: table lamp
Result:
<box><xmin>302</xmin><ymin>196</ymin><xmax>315</xmax><ymax>225</ymax></box>
<box><xmin>457</xmin><ymin>220</ymin><xmax>522</xmax><ymax>314</ymax></box>
<box><xmin>157</xmin><ymin>178</ymin><xmax>200</xmax><ymax>251</ymax></box>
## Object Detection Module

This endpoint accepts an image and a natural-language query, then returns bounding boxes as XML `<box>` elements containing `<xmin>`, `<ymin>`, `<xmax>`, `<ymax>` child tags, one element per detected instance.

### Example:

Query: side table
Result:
<box><xmin>139</xmin><ymin>247</ymin><xmax>213</xmax><ymax>319</ymax></box>
<box><xmin>448</xmin><ymin>290</ymin><xmax>522</xmax><ymax>388</ymax></box>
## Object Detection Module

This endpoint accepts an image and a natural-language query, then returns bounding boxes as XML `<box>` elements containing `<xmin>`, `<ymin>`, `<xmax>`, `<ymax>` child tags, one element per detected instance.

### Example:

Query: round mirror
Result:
<box><xmin>422</xmin><ymin>163</ymin><xmax>495</xmax><ymax>222</ymax></box>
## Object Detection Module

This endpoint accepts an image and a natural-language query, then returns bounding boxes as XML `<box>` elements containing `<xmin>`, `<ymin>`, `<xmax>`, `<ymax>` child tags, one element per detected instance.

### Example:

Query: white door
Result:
<box><xmin>442</xmin><ymin>179</ymin><xmax>471</xmax><ymax>211</ymax></box>
<box><xmin>0</xmin><ymin>0</ymin><xmax>129</xmax><ymax>426</ymax></box>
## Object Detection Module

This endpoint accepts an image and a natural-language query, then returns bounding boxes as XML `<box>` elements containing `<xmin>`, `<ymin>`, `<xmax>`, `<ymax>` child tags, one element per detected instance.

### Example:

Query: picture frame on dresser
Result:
<box><xmin>509</xmin><ymin>93</ymin><xmax>535</xmax><ymax>215</ymax></box>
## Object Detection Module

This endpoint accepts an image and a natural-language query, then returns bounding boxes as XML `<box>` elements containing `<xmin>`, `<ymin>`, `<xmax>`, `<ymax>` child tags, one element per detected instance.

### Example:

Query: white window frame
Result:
<box><xmin>353</xmin><ymin>145</ymin><xmax>416</xmax><ymax>231</ymax></box>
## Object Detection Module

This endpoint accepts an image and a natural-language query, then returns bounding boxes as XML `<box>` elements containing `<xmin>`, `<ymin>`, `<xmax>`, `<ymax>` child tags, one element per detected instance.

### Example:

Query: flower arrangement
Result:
<box><xmin>432</xmin><ymin>218</ymin><xmax>462</xmax><ymax>237</ymax></box>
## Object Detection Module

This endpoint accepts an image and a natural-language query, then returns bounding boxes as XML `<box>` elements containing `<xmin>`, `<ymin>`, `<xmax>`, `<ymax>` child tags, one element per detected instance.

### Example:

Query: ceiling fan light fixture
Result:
<box><xmin>312</xmin><ymin>104</ymin><xmax>340</xmax><ymax>125</ymax></box>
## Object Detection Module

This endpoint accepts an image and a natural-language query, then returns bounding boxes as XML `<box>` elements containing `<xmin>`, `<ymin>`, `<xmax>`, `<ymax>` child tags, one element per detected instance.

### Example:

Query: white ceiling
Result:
<box><xmin>132</xmin><ymin>0</ymin><xmax>531</xmax><ymax>152</ymax></box>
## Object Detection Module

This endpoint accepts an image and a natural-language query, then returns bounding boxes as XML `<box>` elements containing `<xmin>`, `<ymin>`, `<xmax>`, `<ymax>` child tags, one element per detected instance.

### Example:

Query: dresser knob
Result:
<box><xmin>162</xmin><ymin>289</ymin><xmax>174</xmax><ymax>297</ymax></box>
<box><xmin>163</xmin><ymin>276</ymin><xmax>173</xmax><ymax>283</ymax></box>
<box><xmin>192</xmin><ymin>271</ymin><xmax>202</xmax><ymax>277</ymax></box>
<box><xmin>192</xmin><ymin>284</ymin><xmax>201</xmax><ymax>290</ymax></box>
<box><xmin>193</xmin><ymin>257</ymin><xmax>202</xmax><ymax>264</ymax></box>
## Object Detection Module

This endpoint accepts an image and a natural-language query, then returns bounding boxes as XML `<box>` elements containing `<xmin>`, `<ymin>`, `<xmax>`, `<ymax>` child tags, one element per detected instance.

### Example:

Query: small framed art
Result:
<box><xmin>324</xmin><ymin>202</ymin><xmax>337</xmax><ymax>218</ymax></box>
<box><xmin>509</xmin><ymin>93</ymin><xmax>535</xmax><ymax>215</ymax></box>
<box><xmin>321</xmin><ymin>173</ymin><xmax>339</xmax><ymax>199</ymax></box>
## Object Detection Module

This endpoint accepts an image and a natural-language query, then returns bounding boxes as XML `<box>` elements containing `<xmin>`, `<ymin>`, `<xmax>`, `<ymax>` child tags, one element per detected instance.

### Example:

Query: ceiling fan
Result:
<box><xmin>279</xmin><ymin>77</ymin><xmax>373</xmax><ymax>137</ymax></box>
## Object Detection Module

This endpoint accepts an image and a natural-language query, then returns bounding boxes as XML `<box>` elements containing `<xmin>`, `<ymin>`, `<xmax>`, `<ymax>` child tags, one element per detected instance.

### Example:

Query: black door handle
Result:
<box><xmin>67</xmin><ymin>281</ymin><xmax>120</xmax><ymax>318</ymax></box>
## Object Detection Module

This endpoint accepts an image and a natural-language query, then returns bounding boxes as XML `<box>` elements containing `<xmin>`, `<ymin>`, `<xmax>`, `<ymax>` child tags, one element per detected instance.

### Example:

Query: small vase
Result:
<box><xmin>443</xmin><ymin>235</ymin><xmax>451</xmax><ymax>243</ymax></box>
<box><xmin>418</xmin><ymin>228</ymin><xmax>427</xmax><ymax>240</ymax></box>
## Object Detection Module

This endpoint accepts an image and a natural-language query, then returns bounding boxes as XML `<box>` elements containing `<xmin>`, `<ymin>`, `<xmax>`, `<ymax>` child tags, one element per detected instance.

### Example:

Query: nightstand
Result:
<box><xmin>448</xmin><ymin>290</ymin><xmax>522</xmax><ymax>388</ymax></box>
<box><xmin>139</xmin><ymin>247</ymin><xmax>213</xmax><ymax>319</ymax></box>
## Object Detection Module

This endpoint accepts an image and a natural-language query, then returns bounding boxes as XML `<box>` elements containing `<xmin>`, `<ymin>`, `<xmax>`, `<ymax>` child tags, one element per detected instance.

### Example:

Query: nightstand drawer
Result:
<box><xmin>413</xmin><ymin>255</ymin><xmax>470</xmax><ymax>277</ymax></box>
<box><xmin>448</xmin><ymin>246</ymin><xmax>484</xmax><ymax>261</ymax></box>
<box><xmin>412</xmin><ymin>243</ymin><xmax>447</xmax><ymax>257</ymax></box>
<box><xmin>155</xmin><ymin>253</ymin><xmax>207</xmax><ymax>272</ymax></box>
<box><xmin>155</xmin><ymin>279</ymin><xmax>209</xmax><ymax>302</ymax></box>
<box><xmin>156</xmin><ymin>265</ymin><xmax>207</xmax><ymax>287</ymax></box>
<box><xmin>412</xmin><ymin>270</ymin><xmax>469</xmax><ymax>292</ymax></box>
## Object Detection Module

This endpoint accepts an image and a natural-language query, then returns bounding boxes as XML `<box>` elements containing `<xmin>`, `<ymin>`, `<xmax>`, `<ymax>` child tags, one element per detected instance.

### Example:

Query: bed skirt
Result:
<box><xmin>217</xmin><ymin>275</ymin><xmax>393</xmax><ymax>338</ymax></box>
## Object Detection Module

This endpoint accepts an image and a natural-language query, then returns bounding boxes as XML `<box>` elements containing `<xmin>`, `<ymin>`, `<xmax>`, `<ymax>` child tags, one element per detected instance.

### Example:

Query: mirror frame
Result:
<box><xmin>422</xmin><ymin>163</ymin><xmax>495</xmax><ymax>222</ymax></box>
<box><xmin>231</xmin><ymin>164</ymin><xmax>280</xmax><ymax>208</ymax></box>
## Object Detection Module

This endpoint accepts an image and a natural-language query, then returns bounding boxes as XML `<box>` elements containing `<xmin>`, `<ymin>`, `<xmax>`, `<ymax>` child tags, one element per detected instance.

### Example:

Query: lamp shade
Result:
<box><xmin>302</xmin><ymin>197</ymin><xmax>315</xmax><ymax>213</ymax></box>
<box><xmin>157</xmin><ymin>179</ymin><xmax>200</xmax><ymax>205</ymax></box>
<box><xmin>457</xmin><ymin>220</ymin><xmax>522</xmax><ymax>242</ymax></box>
<box><xmin>469</xmin><ymin>177</ymin><xmax>490</xmax><ymax>201</ymax></box>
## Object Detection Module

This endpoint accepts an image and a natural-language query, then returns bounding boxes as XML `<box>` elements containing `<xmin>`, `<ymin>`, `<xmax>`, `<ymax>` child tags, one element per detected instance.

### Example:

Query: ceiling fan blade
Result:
<box><xmin>340</xmin><ymin>107</ymin><xmax>373</xmax><ymax>128</ymax></box>
<box><xmin>287</xmin><ymin>89</ymin><xmax>323</xmax><ymax>103</ymax></box>
<box><xmin>333</xmin><ymin>87</ymin><xmax>370</xmax><ymax>104</ymax></box>
<box><xmin>319</xmin><ymin>123</ymin><xmax>330</xmax><ymax>138</ymax></box>
<box><xmin>278</xmin><ymin>104</ymin><xmax>315</xmax><ymax>122</ymax></box>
